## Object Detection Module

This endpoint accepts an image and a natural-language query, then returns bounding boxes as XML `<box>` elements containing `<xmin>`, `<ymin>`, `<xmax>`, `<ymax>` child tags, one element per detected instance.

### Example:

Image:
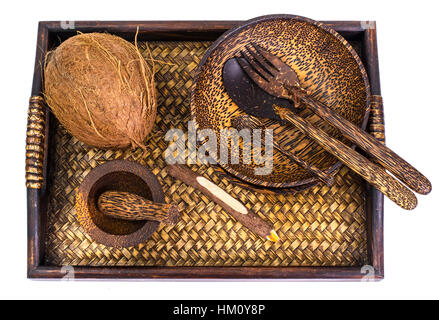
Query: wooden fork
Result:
<box><xmin>236</xmin><ymin>43</ymin><xmax>431</xmax><ymax>210</ymax></box>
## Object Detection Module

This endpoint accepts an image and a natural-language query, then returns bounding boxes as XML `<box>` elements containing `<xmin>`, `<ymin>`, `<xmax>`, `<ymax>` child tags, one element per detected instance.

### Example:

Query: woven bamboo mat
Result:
<box><xmin>44</xmin><ymin>41</ymin><xmax>368</xmax><ymax>267</ymax></box>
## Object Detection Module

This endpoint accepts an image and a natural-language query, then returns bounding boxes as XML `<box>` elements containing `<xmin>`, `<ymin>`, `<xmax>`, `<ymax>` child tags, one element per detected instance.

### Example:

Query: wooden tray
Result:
<box><xmin>27</xmin><ymin>20</ymin><xmax>384</xmax><ymax>280</ymax></box>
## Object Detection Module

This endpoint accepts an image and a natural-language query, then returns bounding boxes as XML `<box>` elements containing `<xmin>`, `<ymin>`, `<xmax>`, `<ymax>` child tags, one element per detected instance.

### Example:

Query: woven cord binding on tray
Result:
<box><xmin>26</xmin><ymin>96</ymin><xmax>46</xmax><ymax>189</ymax></box>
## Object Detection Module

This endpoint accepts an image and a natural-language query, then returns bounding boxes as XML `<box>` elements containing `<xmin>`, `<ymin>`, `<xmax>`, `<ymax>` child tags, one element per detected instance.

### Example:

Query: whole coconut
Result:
<box><xmin>44</xmin><ymin>33</ymin><xmax>156</xmax><ymax>149</ymax></box>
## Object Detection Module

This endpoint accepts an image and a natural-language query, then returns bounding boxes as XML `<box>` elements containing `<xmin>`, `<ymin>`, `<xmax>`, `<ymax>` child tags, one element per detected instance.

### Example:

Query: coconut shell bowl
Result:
<box><xmin>76</xmin><ymin>160</ymin><xmax>164</xmax><ymax>248</ymax></box>
<box><xmin>191</xmin><ymin>14</ymin><xmax>370</xmax><ymax>189</ymax></box>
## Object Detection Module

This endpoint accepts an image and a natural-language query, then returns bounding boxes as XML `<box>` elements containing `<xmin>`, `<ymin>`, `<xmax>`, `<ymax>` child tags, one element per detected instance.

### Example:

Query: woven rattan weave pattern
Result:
<box><xmin>44</xmin><ymin>41</ymin><xmax>368</xmax><ymax>267</ymax></box>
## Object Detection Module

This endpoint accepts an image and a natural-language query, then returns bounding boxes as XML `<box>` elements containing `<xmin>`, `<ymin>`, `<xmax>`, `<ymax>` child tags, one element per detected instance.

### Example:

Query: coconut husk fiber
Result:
<box><xmin>44</xmin><ymin>32</ymin><xmax>156</xmax><ymax>149</ymax></box>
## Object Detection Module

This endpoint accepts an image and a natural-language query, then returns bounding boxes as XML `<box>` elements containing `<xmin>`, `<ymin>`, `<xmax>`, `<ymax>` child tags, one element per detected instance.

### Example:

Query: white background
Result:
<box><xmin>1</xmin><ymin>0</ymin><xmax>438</xmax><ymax>300</ymax></box>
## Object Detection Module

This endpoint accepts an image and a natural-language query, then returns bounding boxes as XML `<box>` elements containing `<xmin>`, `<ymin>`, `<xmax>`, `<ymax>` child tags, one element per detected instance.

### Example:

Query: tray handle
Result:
<box><xmin>25</xmin><ymin>96</ymin><xmax>46</xmax><ymax>189</ymax></box>
<box><xmin>369</xmin><ymin>95</ymin><xmax>385</xmax><ymax>144</ymax></box>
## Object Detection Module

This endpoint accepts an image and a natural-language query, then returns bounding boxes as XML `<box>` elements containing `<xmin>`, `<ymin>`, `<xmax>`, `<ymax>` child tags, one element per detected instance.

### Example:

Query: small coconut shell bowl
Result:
<box><xmin>76</xmin><ymin>160</ymin><xmax>163</xmax><ymax>248</ymax></box>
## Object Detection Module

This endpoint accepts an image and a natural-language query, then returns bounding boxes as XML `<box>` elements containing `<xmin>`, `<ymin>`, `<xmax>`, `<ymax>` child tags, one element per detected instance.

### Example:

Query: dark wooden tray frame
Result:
<box><xmin>27</xmin><ymin>20</ymin><xmax>384</xmax><ymax>280</ymax></box>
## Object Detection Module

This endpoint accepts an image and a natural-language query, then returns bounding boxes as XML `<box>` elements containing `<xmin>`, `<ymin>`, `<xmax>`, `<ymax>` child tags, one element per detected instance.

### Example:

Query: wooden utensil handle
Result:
<box><xmin>166</xmin><ymin>164</ymin><xmax>279</xmax><ymax>242</ymax></box>
<box><xmin>98</xmin><ymin>191</ymin><xmax>181</xmax><ymax>226</ymax></box>
<box><xmin>275</xmin><ymin>106</ymin><xmax>418</xmax><ymax>210</ymax></box>
<box><xmin>300</xmin><ymin>95</ymin><xmax>431</xmax><ymax>195</ymax></box>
